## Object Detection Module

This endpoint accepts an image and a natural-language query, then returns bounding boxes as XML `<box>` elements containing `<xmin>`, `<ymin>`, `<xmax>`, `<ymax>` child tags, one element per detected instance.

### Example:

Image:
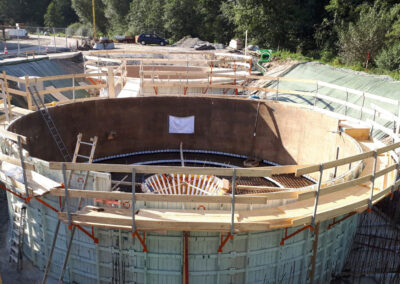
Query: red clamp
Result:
<box><xmin>132</xmin><ymin>231</ymin><xmax>148</xmax><ymax>252</ymax></box>
<box><xmin>218</xmin><ymin>233</ymin><xmax>234</xmax><ymax>253</ymax></box>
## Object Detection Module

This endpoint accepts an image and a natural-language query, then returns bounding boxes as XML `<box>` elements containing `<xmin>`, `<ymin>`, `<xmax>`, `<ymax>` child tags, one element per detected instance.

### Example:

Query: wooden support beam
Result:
<box><xmin>49</xmin><ymin>188</ymin><xmax>299</xmax><ymax>203</ymax></box>
<box><xmin>57</xmin><ymin>206</ymin><xmax>271</xmax><ymax>232</ymax></box>
<box><xmin>0</xmin><ymin>129</ymin><xmax>27</xmax><ymax>144</ymax></box>
<box><xmin>48</xmin><ymin>162</ymin><xmax>272</xmax><ymax>177</ymax></box>
<box><xmin>0</xmin><ymin>153</ymin><xmax>34</xmax><ymax>170</ymax></box>
<box><xmin>296</xmin><ymin>151</ymin><xmax>375</xmax><ymax>176</ymax></box>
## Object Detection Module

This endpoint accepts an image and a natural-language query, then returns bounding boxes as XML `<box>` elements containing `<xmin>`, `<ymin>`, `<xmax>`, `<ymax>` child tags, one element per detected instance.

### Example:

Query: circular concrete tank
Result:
<box><xmin>6</xmin><ymin>97</ymin><xmax>361</xmax><ymax>283</ymax></box>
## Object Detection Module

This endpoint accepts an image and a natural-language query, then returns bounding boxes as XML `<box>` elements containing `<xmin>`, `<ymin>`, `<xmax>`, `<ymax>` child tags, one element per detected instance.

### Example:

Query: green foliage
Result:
<box><xmin>45</xmin><ymin>0</ymin><xmax>78</xmax><ymax>27</ymax></box>
<box><xmin>338</xmin><ymin>1</ymin><xmax>400</xmax><ymax>65</ymax></box>
<box><xmin>375</xmin><ymin>43</ymin><xmax>400</xmax><ymax>71</ymax></box>
<box><xmin>2</xmin><ymin>0</ymin><xmax>400</xmax><ymax>80</ymax></box>
<box><xmin>127</xmin><ymin>0</ymin><xmax>165</xmax><ymax>36</ymax></box>
<box><xmin>102</xmin><ymin>0</ymin><xmax>131</xmax><ymax>35</ymax></box>
<box><xmin>221</xmin><ymin>0</ymin><xmax>328</xmax><ymax>53</ymax></box>
<box><xmin>0</xmin><ymin>0</ymin><xmax>51</xmax><ymax>25</ymax></box>
<box><xmin>71</xmin><ymin>0</ymin><xmax>108</xmax><ymax>34</ymax></box>
<box><xmin>273</xmin><ymin>49</ymin><xmax>314</xmax><ymax>62</ymax></box>
<box><xmin>163</xmin><ymin>0</ymin><xmax>201</xmax><ymax>42</ymax></box>
<box><xmin>66</xmin><ymin>22</ymin><xmax>92</xmax><ymax>37</ymax></box>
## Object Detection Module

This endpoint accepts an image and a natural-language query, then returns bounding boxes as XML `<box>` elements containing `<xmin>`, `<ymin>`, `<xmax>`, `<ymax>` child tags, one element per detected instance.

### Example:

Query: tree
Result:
<box><xmin>338</xmin><ymin>1</ymin><xmax>400</xmax><ymax>64</ymax></box>
<box><xmin>163</xmin><ymin>0</ymin><xmax>201</xmax><ymax>41</ymax></box>
<box><xmin>127</xmin><ymin>0</ymin><xmax>165</xmax><ymax>36</ymax></box>
<box><xmin>102</xmin><ymin>0</ymin><xmax>132</xmax><ymax>35</ymax></box>
<box><xmin>197</xmin><ymin>0</ymin><xmax>234</xmax><ymax>44</ymax></box>
<box><xmin>44</xmin><ymin>0</ymin><xmax>78</xmax><ymax>28</ymax></box>
<box><xmin>71</xmin><ymin>0</ymin><xmax>108</xmax><ymax>34</ymax></box>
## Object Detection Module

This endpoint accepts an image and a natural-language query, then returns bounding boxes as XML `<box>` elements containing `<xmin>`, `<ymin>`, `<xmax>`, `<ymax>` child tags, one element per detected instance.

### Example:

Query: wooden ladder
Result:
<box><xmin>42</xmin><ymin>133</ymin><xmax>98</xmax><ymax>284</ymax></box>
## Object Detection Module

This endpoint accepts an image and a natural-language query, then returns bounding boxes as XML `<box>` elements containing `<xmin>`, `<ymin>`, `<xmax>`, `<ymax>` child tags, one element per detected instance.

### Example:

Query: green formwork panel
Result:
<box><xmin>4</xmin><ymin>190</ymin><xmax>358</xmax><ymax>283</ymax></box>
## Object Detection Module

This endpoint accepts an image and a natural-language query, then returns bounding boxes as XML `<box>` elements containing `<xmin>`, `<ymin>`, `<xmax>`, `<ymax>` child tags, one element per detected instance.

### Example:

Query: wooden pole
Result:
<box><xmin>0</xmin><ymin>79</ymin><xmax>9</xmax><ymax>122</ymax></box>
<box><xmin>25</xmin><ymin>76</ymin><xmax>33</xmax><ymax>110</ymax></box>
<box><xmin>368</xmin><ymin>151</ymin><xmax>378</xmax><ymax>210</ymax></box>
<box><xmin>312</xmin><ymin>164</ymin><xmax>324</xmax><ymax>227</ymax></box>
<box><xmin>107</xmin><ymin>67</ymin><xmax>115</xmax><ymax>98</ymax></box>
<box><xmin>2</xmin><ymin>71</ymin><xmax>12</xmax><ymax>117</ymax></box>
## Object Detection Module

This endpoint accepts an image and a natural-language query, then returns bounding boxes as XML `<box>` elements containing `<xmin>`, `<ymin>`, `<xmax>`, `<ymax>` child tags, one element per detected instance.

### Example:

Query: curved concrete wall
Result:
<box><xmin>7</xmin><ymin>192</ymin><xmax>357</xmax><ymax>284</ymax></box>
<box><xmin>9</xmin><ymin>97</ymin><xmax>358</xmax><ymax>168</ymax></box>
<box><xmin>4</xmin><ymin>97</ymin><xmax>364</xmax><ymax>283</ymax></box>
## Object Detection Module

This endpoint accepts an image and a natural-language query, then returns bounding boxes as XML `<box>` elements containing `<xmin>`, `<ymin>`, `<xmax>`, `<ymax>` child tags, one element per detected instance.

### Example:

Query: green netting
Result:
<box><xmin>266</xmin><ymin>62</ymin><xmax>400</xmax><ymax>140</ymax></box>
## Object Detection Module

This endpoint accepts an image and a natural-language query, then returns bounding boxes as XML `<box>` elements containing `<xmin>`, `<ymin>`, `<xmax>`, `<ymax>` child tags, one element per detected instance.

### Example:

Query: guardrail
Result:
<box><xmin>1</xmin><ymin>71</ymin><xmax>108</xmax><ymax>109</ymax></box>
<box><xmin>0</xmin><ymin>52</ymin><xmax>399</xmax><ymax>233</ymax></box>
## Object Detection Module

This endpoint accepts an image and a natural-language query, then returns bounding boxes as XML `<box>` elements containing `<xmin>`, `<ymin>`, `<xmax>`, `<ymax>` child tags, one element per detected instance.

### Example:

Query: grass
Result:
<box><xmin>271</xmin><ymin>49</ymin><xmax>400</xmax><ymax>81</ymax></box>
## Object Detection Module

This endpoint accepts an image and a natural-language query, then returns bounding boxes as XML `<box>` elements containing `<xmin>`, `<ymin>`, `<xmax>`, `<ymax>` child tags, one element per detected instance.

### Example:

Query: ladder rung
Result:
<box><xmin>10</xmin><ymin>246</ymin><xmax>18</xmax><ymax>254</ymax></box>
<box><xmin>9</xmin><ymin>254</ymin><xmax>18</xmax><ymax>263</ymax></box>
<box><xmin>77</xmin><ymin>154</ymin><xmax>90</xmax><ymax>159</ymax></box>
<box><xmin>10</xmin><ymin>237</ymin><xmax>19</xmax><ymax>244</ymax></box>
<box><xmin>80</xmin><ymin>141</ymin><xmax>94</xmax><ymax>146</ymax></box>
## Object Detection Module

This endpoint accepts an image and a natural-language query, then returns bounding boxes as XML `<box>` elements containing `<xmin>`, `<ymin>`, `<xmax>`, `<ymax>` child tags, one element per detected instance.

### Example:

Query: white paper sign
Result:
<box><xmin>169</xmin><ymin>115</ymin><xmax>195</xmax><ymax>134</ymax></box>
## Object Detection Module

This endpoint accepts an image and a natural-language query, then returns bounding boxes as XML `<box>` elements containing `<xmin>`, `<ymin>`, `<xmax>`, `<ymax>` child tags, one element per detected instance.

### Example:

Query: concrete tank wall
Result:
<box><xmin>7</xmin><ymin>192</ymin><xmax>358</xmax><ymax>284</ymax></box>
<box><xmin>9</xmin><ymin>97</ymin><xmax>358</xmax><ymax>170</ymax></box>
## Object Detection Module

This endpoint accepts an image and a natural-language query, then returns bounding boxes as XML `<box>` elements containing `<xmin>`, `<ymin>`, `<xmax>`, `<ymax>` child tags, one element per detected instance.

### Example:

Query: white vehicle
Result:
<box><xmin>6</xmin><ymin>29</ymin><xmax>28</xmax><ymax>38</ymax></box>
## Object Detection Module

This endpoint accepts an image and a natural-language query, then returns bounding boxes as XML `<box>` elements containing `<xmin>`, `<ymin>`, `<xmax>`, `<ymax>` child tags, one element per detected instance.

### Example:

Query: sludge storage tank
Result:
<box><xmin>2</xmin><ymin>96</ymin><xmax>397</xmax><ymax>284</ymax></box>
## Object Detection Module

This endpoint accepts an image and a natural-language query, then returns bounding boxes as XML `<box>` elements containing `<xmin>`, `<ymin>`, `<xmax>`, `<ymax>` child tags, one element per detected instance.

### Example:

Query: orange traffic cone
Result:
<box><xmin>4</xmin><ymin>45</ymin><xmax>8</xmax><ymax>55</ymax></box>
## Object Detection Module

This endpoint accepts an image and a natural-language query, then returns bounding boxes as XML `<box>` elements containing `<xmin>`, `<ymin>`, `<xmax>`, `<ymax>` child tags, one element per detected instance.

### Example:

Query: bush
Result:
<box><xmin>66</xmin><ymin>22</ymin><xmax>92</xmax><ymax>37</ymax></box>
<box><xmin>375</xmin><ymin>43</ymin><xmax>400</xmax><ymax>71</ymax></box>
<box><xmin>338</xmin><ymin>2</ymin><xmax>400</xmax><ymax>65</ymax></box>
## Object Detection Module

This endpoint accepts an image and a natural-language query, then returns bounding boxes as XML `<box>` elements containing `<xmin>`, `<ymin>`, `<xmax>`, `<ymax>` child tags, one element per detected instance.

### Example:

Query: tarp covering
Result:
<box><xmin>0</xmin><ymin>54</ymin><xmax>88</xmax><ymax>106</ymax></box>
<box><xmin>169</xmin><ymin>115</ymin><xmax>195</xmax><ymax>134</ymax></box>
<box><xmin>267</xmin><ymin>62</ymin><xmax>400</xmax><ymax>140</ymax></box>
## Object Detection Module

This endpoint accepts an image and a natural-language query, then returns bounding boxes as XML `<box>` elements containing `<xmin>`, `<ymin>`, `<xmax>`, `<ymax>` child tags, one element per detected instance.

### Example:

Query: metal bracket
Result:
<box><xmin>280</xmin><ymin>225</ymin><xmax>313</xmax><ymax>245</ymax></box>
<box><xmin>132</xmin><ymin>231</ymin><xmax>148</xmax><ymax>252</ymax></box>
<box><xmin>218</xmin><ymin>233</ymin><xmax>234</xmax><ymax>253</ymax></box>
<box><xmin>328</xmin><ymin>212</ymin><xmax>357</xmax><ymax>230</ymax></box>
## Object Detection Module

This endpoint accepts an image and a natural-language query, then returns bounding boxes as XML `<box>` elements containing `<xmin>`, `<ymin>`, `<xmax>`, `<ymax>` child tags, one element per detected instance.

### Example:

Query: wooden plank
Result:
<box><xmin>5</xmin><ymin>75</ymin><xmax>25</xmax><ymax>83</ymax></box>
<box><xmin>0</xmin><ymin>129</ymin><xmax>27</xmax><ymax>144</ymax></box>
<box><xmin>236</xmin><ymin>185</ymin><xmax>292</xmax><ymax>191</ymax></box>
<box><xmin>31</xmin><ymin>73</ymin><xmax>107</xmax><ymax>83</ymax></box>
<box><xmin>297</xmin><ymin>175</ymin><xmax>372</xmax><ymax>200</ymax></box>
<box><xmin>46</xmin><ymin>86</ymin><xmax>69</xmax><ymax>101</ymax></box>
<box><xmin>9</xmin><ymin>106</ymin><xmax>33</xmax><ymax>115</ymax></box>
<box><xmin>376</xmin><ymin>141</ymin><xmax>400</xmax><ymax>154</ymax></box>
<box><xmin>48</xmin><ymin>162</ymin><xmax>272</xmax><ymax>177</ymax></box>
<box><xmin>7</xmin><ymin>88</ymin><xmax>27</xmax><ymax>97</ymax></box>
<box><xmin>49</xmin><ymin>187</ymin><xmax>298</xmax><ymax>203</ymax></box>
<box><xmin>58</xmin><ymin>207</ymin><xmax>270</xmax><ymax>232</ymax></box>
<box><xmin>373</xmin><ymin>180</ymin><xmax>400</xmax><ymax>202</ymax></box>
<box><xmin>296</xmin><ymin>151</ymin><xmax>374</xmax><ymax>176</ymax></box>
<box><xmin>52</xmin><ymin>96</ymin><xmax>108</xmax><ymax>106</ymax></box>
<box><xmin>0</xmin><ymin>153</ymin><xmax>34</xmax><ymax>170</ymax></box>
<box><xmin>343</xmin><ymin>127</ymin><xmax>370</xmax><ymax>141</ymax></box>
<box><xmin>375</xmin><ymin>164</ymin><xmax>397</xmax><ymax>178</ymax></box>
<box><xmin>38</xmin><ymin>84</ymin><xmax>106</xmax><ymax>96</ymax></box>
<box><xmin>270</xmin><ymin>164</ymin><xmax>314</xmax><ymax>175</ymax></box>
